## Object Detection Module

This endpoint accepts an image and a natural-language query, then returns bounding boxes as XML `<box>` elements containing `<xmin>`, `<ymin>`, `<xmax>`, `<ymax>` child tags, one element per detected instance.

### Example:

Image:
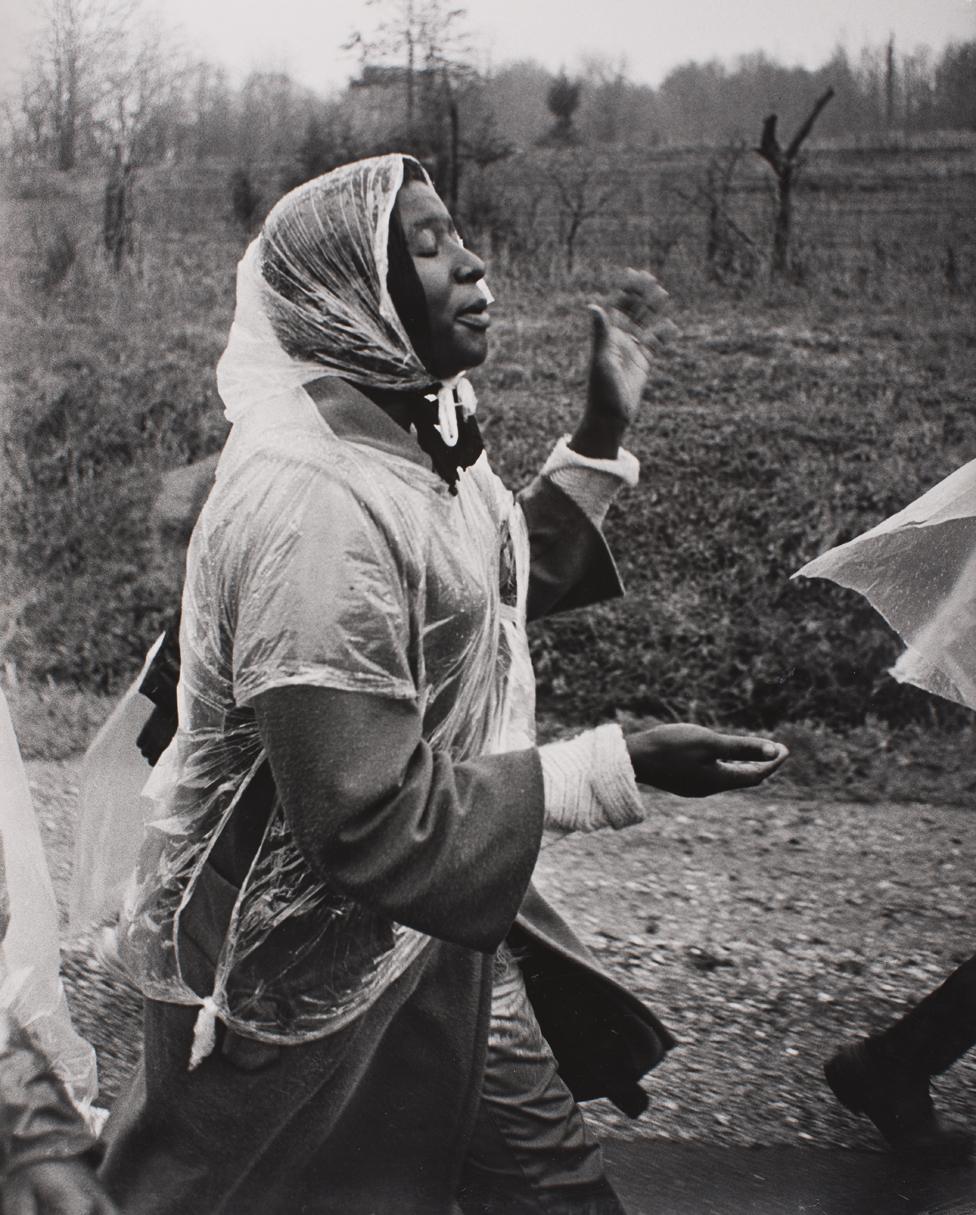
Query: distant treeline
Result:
<box><xmin>4</xmin><ymin>0</ymin><xmax>974</xmax><ymax>175</ymax></box>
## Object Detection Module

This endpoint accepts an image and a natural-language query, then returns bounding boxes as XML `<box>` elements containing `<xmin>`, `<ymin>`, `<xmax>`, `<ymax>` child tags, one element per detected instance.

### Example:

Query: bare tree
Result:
<box><xmin>543</xmin><ymin>149</ymin><xmax>614</xmax><ymax>272</ymax></box>
<box><xmin>885</xmin><ymin>35</ymin><xmax>896</xmax><ymax>129</ymax></box>
<box><xmin>579</xmin><ymin>54</ymin><xmax>630</xmax><ymax>145</ymax></box>
<box><xmin>102</xmin><ymin>14</ymin><xmax>186</xmax><ymax>164</ymax></box>
<box><xmin>755</xmin><ymin>87</ymin><xmax>834</xmax><ymax>278</ymax></box>
<box><xmin>344</xmin><ymin>0</ymin><xmax>476</xmax><ymax>210</ymax></box>
<box><xmin>237</xmin><ymin>71</ymin><xmax>302</xmax><ymax>164</ymax></box>
<box><xmin>24</xmin><ymin>0</ymin><xmax>128</xmax><ymax>169</ymax></box>
<box><xmin>674</xmin><ymin>142</ymin><xmax>757</xmax><ymax>282</ymax></box>
<box><xmin>16</xmin><ymin>0</ymin><xmax>183</xmax><ymax>168</ymax></box>
<box><xmin>181</xmin><ymin>61</ymin><xmax>235</xmax><ymax>161</ymax></box>
<box><xmin>103</xmin><ymin>144</ymin><xmax>134</xmax><ymax>270</ymax></box>
<box><xmin>900</xmin><ymin>45</ymin><xmax>934</xmax><ymax>132</ymax></box>
<box><xmin>345</xmin><ymin>0</ymin><xmax>471</xmax><ymax>129</ymax></box>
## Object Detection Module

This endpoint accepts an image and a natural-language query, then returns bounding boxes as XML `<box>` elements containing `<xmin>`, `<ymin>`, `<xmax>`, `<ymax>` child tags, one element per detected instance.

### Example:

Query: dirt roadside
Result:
<box><xmin>28</xmin><ymin>757</ymin><xmax>976</xmax><ymax>1152</ymax></box>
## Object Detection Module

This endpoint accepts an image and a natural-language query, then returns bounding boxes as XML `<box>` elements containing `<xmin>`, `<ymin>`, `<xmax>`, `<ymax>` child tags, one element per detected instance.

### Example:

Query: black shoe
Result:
<box><xmin>825</xmin><ymin>1044</ymin><xmax>974</xmax><ymax>1165</ymax></box>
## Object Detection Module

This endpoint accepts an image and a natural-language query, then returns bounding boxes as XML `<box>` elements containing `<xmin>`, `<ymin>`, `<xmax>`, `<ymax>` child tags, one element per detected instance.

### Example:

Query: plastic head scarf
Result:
<box><xmin>794</xmin><ymin>457</ymin><xmax>976</xmax><ymax>711</ymax></box>
<box><xmin>216</xmin><ymin>155</ymin><xmax>436</xmax><ymax>430</ymax></box>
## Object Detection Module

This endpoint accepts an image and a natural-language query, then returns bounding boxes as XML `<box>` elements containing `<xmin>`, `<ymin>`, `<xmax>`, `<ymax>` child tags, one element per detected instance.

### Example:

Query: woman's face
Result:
<box><xmin>394</xmin><ymin>181</ymin><xmax>489</xmax><ymax>379</ymax></box>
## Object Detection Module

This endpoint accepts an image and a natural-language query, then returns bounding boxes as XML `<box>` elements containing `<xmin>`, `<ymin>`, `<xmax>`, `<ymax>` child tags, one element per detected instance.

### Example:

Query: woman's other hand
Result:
<box><xmin>625</xmin><ymin>724</ymin><xmax>788</xmax><ymax>797</ymax></box>
<box><xmin>570</xmin><ymin>269</ymin><xmax>677</xmax><ymax>459</ymax></box>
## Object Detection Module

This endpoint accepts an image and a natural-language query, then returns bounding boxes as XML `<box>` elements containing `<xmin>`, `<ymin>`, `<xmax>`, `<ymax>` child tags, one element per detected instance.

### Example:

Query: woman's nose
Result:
<box><xmin>454</xmin><ymin>245</ymin><xmax>486</xmax><ymax>283</ymax></box>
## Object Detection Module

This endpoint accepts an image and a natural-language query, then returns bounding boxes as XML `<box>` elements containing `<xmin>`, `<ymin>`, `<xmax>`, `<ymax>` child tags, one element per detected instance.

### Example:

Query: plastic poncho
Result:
<box><xmin>116</xmin><ymin>155</ymin><xmax>536</xmax><ymax>1064</ymax></box>
<box><xmin>794</xmin><ymin>456</ymin><xmax>976</xmax><ymax>711</ymax></box>
<box><xmin>0</xmin><ymin>689</ymin><xmax>99</xmax><ymax>1117</ymax></box>
<box><xmin>70</xmin><ymin>640</ymin><xmax>160</xmax><ymax>935</ymax></box>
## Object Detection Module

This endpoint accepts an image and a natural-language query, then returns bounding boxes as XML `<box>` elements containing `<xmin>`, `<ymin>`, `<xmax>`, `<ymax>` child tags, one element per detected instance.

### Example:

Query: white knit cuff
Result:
<box><xmin>542</xmin><ymin>437</ymin><xmax>640</xmax><ymax>527</ymax></box>
<box><xmin>539</xmin><ymin>723</ymin><xmax>645</xmax><ymax>833</ymax></box>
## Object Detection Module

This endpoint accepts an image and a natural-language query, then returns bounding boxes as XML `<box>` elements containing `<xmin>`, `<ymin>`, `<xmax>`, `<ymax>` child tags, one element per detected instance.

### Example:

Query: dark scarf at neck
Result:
<box><xmin>357</xmin><ymin>383</ymin><xmax>484</xmax><ymax>495</ymax></box>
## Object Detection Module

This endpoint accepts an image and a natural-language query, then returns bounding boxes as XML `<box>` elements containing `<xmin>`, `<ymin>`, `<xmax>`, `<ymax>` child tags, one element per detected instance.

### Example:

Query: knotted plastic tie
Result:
<box><xmin>426</xmin><ymin>375</ymin><xmax>477</xmax><ymax>448</ymax></box>
<box><xmin>189</xmin><ymin>995</ymin><xmax>220</xmax><ymax>1070</ymax></box>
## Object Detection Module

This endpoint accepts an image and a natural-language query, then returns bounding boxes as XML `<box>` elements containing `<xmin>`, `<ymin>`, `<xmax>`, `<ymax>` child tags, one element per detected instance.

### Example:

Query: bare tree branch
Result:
<box><xmin>785</xmin><ymin>86</ymin><xmax>836</xmax><ymax>159</ymax></box>
<box><xmin>756</xmin><ymin>114</ymin><xmax>781</xmax><ymax>174</ymax></box>
<box><xmin>754</xmin><ymin>87</ymin><xmax>835</xmax><ymax>276</ymax></box>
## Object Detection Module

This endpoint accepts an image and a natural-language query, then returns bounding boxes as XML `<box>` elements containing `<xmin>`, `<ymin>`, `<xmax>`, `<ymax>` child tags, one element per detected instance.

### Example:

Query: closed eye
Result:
<box><xmin>410</xmin><ymin>218</ymin><xmax>462</xmax><ymax>257</ymax></box>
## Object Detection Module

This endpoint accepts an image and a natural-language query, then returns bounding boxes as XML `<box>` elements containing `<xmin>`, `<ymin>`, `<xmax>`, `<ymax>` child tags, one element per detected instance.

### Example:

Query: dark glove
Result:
<box><xmin>136</xmin><ymin>609</ymin><xmax>182</xmax><ymax>766</ymax></box>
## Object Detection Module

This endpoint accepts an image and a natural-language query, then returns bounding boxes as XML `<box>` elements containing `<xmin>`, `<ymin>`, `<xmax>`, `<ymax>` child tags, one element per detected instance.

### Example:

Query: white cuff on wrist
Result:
<box><xmin>542</xmin><ymin>437</ymin><xmax>640</xmax><ymax>526</ymax></box>
<box><xmin>539</xmin><ymin>723</ymin><xmax>645</xmax><ymax>833</ymax></box>
<box><xmin>542</xmin><ymin>435</ymin><xmax>640</xmax><ymax>484</ymax></box>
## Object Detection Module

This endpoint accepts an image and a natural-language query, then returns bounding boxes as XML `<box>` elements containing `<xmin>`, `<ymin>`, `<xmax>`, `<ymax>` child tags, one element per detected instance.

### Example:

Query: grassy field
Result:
<box><xmin>2</xmin><ymin>144</ymin><xmax>976</xmax><ymax>792</ymax></box>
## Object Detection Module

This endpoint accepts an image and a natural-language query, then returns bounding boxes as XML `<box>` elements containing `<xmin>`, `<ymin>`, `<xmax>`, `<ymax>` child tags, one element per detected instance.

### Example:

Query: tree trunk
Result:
<box><xmin>885</xmin><ymin>36</ymin><xmax>896</xmax><ymax>129</ymax></box>
<box><xmin>755</xmin><ymin>88</ymin><xmax>834</xmax><ymax>279</ymax></box>
<box><xmin>56</xmin><ymin>53</ymin><xmax>79</xmax><ymax>171</ymax></box>
<box><xmin>57</xmin><ymin>122</ymin><xmax>75</xmax><ymax>171</ymax></box>
<box><xmin>772</xmin><ymin>165</ymin><xmax>793</xmax><ymax>277</ymax></box>
<box><xmin>447</xmin><ymin>96</ymin><xmax>460</xmax><ymax>215</ymax></box>
<box><xmin>104</xmin><ymin>153</ymin><xmax>134</xmax><ymax>271</ymax></box>
<box><xmin>405</xmin><ymin>1</ymin><xmax>415</xmax><ymax>127</ymax></box>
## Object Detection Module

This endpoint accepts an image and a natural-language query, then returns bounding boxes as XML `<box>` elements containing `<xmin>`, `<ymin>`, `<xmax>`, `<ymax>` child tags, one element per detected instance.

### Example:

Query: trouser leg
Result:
<box><xmin>824</xmin><ymin>952</ymin><xmax>976</xmax><ymax>1162</ymax></box>
<box><xmin>456</xmin><ymin>945</ymin><xmax>627</xmax><ymax>1215</ymax></box>
<box><xmin>868</xmin><ymin>952</ymin><xmax>976</xmax><ymax>1076</ymax></box>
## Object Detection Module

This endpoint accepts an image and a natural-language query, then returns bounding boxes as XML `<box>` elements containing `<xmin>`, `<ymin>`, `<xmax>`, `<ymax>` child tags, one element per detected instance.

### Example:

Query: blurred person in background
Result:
<box><xmin>798</xmin><ymin>459</ymin><xmax>976</xmax><ymax>1166</ymax></box>
<box><xmin>0</xmin><ymin>688</ymin><xmax>118</xmax><ymax>1214</ymax></box>
<box><xmin>93</xmin><ymin>154</ymin><xmax>787</xmax><ymax>1215</ymax></box>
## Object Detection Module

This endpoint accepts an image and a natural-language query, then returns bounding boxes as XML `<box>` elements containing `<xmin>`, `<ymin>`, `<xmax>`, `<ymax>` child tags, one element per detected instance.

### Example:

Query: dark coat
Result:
<box><xmin>100</xmin><ymin>436</ymin><xmax>675</xmax><ymax>1214</ymax></box>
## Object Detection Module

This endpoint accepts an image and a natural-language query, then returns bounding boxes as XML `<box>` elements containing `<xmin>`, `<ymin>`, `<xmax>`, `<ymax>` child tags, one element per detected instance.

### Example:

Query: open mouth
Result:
<box><xmin>456</xmin><ymin>303</ymin><xmax>490</xmax><ymax>331</ymax></box>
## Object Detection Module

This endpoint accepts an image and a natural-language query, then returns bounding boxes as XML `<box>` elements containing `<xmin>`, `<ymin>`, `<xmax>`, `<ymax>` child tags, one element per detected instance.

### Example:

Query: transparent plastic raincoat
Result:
<box><xmin>116</xmin><ymin>156</ymin><xmax>539</xmax><ymax>1061</ymax></box>
<box><xmin>795</xmin><ymin>456</ymin><xmax>976</xmax><ymax>711</ymax></box>
<box><xmin>0</xmin><ymin>687</ymin><xmax>103</xmax><ymax>1169</ymax></box>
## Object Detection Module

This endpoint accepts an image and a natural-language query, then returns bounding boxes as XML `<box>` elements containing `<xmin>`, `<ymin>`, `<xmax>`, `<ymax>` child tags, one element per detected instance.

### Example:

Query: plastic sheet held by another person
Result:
<box><xmin>796</xmin><ymin>457</ymin><xmax>976</xmax><ymax>1165</ymax></box>
<box><xmin>0</xmin><ymin>687</ymin><xmax>117</xmax><ymax>1213</ymax></box>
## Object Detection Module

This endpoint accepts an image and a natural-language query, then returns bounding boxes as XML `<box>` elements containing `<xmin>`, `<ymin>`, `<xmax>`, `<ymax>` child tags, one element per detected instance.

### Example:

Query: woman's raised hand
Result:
<box><xmin>571</xmin><ymin>269</ymin><xmax>677</xmax><ymax>459</ymax></box>
<box><xmin>625</xmin><ymin>723</ymin><xmax>789</xmax><ymax>798</ymax></box>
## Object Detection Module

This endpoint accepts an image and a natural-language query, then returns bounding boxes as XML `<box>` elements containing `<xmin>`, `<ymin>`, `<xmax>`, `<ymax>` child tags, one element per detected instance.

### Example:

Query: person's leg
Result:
<box><xmin>456</xmin><ymin>945</ymin><xmax>627</xmax><ymax>1215</ymax></box>
<box><xmin>825</xmin><ymin>952</ymin><xmax>976</xmax><ymax>1162</ymax></box>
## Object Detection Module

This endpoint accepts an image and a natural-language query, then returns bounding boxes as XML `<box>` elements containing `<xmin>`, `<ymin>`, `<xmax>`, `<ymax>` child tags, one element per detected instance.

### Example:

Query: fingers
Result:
<box><xmin>708</xmin><ymin>734</ymin><xmax>788</xmax><ymax>792</ymax></box>
<box><xmin>711</xmin><ymin>733</ymin><xmax>786</xmax><ymax>763</ymax></box>
<box><xmin>593</xmin><ymin>268</ymin><xmax>678</xmax><ymax>357</ymax></box>
<box><xmin>715</xmin><ymin>756</ymin><xmax>787</xmax><ymax>789</ymax></box>
<box><xmin>650</xmin><ymin>317</ymin><xmax>680</xmax><ymax>347</ymax></box>
<box><xmin>619</xmin><ymin>267</ymin><xmax>669</xmax><ymax>313</ymax></box>
<box><xmin>588</xmin><ymin>303</ymin><xmax>611</xmax><ymax>353</ymax></box>
<box><xmin>716</xmin><ymin>739</ymin><xmax>789</xmax><ymax>788</ymax></box>
<box><xmin>614</xmin><ymin>268</ymin><xmax>670</xmax><ymax>324</ymax></box>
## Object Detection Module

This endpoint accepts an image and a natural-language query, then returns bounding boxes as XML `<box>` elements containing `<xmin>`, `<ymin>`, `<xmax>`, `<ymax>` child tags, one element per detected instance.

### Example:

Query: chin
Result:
<box><xmin>434</xmin><ymin>339</ymin><xmax>489</xmax><ymax>379</ymax></box>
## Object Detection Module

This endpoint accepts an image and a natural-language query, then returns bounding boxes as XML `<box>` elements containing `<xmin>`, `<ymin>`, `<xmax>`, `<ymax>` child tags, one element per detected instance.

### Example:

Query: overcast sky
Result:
<box><xmin>4</xmin><ymin>0</ymin><xmax>975</xmax><ymax>93</ymax></box>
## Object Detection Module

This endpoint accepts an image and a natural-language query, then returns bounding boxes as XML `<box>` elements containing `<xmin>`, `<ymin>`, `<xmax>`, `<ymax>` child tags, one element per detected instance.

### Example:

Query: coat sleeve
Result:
<box><xmin>519</xmin><ymin>475</ymin><xmax>624</xmax><ymax>622</ymax></box>
<box><xmin>254</xmin><ymin>685</ymin><xmax>545</xmax><ymax>955</ymax></box>
<box><xmin>231</xmin><ymin>464</ymin><xmax>546</xmax><ymax>955</ymax></box>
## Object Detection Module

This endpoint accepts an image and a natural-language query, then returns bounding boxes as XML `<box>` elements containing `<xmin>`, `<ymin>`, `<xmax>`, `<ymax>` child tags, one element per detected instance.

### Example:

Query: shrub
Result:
<box><xmin>229</xmin><ymin>167</ymin><xmax>262</xmax><ymax>234</ymax></box>
<box><xmin>3</xmin><ymin>341</ymin><xmax>225</xmax><ymax>688</ymax></box>
<box><xmin>28</xmin><ymin>224</ymin><xmax>78</xmax><ymax>293</ymax></box>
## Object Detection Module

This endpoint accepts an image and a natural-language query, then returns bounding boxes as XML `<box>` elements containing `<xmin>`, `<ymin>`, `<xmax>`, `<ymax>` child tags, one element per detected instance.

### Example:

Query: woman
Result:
<box><xmin>100</xmin><ymin>155</ymin><xmax>786</xmax><ymax>1214</ymax></box>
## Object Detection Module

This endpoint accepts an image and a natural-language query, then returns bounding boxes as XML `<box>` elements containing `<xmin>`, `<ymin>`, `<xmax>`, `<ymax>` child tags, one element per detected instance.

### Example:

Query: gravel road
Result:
<box><xmin>28</xmin><ymin>758</ymin><xmax>976</xmax><ymax>1153</ymax></box>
